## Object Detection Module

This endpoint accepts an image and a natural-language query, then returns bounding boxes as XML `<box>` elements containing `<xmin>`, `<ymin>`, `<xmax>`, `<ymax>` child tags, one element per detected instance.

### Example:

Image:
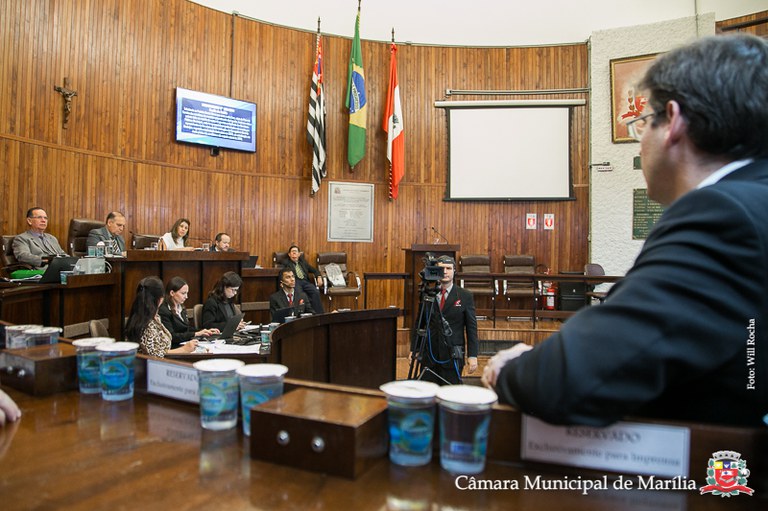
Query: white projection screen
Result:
<box><xmin>443</xmin><ymin>104</ymin><xmax>573</xmax><ymax>200</ymax></box>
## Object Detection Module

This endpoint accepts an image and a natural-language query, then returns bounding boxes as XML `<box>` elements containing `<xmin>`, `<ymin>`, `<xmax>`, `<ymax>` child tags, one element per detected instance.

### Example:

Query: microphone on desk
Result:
<box><xmin>431</xmin><ymin>227</ymin><xmax>450</xmax><ymax>245</ymax></box>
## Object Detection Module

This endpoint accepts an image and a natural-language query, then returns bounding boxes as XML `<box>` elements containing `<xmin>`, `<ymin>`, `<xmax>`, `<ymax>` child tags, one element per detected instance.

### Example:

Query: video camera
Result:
<box><xmin>418</xmin><ymin>253</ymin><xmax>445</xmax><ymax>282</ymax></box>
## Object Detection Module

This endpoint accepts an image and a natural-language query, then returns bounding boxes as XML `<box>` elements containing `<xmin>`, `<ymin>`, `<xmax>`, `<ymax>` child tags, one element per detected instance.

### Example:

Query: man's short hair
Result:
<box><xmin>639</xmin><ymin>34</ymin><xmax>768</xmax><ymax>160</ymax></box>
<box><xmin>278</xmin><ymin>267</ymin><xmax>295</xmax><ymax>281</ymax></box>
<box><xmin>214</xmin><ymin>232</ymin><xmax>229</xmax><ymax>242</ymax></box>
<box><xmin>26</xmin><ymin>207</ymin><xmax>44</xmax><ymax>218</ymax></box>
<box><xmin>437</xmin><ymin>255</ymin><xmax>456</xmax><ymax>268</ymax></box>
<box><xmin>106</xmin><ymin>211</ymin><xmax>125</xmax><ymax>222</ymax></box>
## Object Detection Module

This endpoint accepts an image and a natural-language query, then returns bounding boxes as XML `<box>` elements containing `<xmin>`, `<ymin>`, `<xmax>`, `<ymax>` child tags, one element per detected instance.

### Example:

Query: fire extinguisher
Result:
<box><xmin>544</xmin><ymin>284</ymin><xmax>556</xmax><ymax>310</ymax></box>
<box><xmin>536</xmin><ymin>264</ymin><xmax>556</xmax><ymax>311</ymax></box>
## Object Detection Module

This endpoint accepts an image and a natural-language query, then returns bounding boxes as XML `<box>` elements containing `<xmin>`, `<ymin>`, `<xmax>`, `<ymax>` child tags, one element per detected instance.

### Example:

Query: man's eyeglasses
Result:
<box><xmin>30</xmin><ymin>216</ymin><xmax>48</xmax><ymax>220</ymax></box>
<box><xmin>626</xmin><ymin>111</ymin><xmax>656</xmax><ymax>142</ymax></box>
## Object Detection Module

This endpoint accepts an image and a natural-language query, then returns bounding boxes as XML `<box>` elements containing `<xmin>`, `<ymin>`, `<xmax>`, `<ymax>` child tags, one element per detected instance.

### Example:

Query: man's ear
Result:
<box><xmin>664</xmin><ymin>100</ymin><xmax>687</xmax><ymax>145</ymax></box>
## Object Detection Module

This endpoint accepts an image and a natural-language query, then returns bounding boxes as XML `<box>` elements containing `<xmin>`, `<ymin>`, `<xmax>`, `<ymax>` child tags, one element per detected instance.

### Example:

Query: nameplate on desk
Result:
<box><xmin>147</xmin><ymin>359</ymin><xmax>199</xmax><ymax>403</ymax></box>
<box><xmin>521</xmin><ymin>415</ymin><xmax>690</xmax><ymax>477</ymax></box>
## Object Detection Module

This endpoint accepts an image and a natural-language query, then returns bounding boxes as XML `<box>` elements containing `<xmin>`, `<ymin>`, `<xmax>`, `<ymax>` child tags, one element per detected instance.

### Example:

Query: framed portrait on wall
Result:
<box><xmin>610</xmin><ymin>53</ymin><xmax>659</xmax><ymax>143</ymax></box>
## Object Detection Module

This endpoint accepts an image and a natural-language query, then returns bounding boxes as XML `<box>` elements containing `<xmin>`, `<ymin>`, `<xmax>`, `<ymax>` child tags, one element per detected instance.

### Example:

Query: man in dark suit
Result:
<box><xmin>86</xmin><ymin>212</ymin><xmax>127</xmax><ymax>256</ymax></box>
<box><xmin>210</xmin><ymin>232</ymin><xmax>232</xmax><ymax>252</ymax></box>
<box><xmin>282</xmin><ymin>245</ymin><xmax>324</xmax><ymax>313</ymax></box>
<box><xmin>269</xmin><ymin>268</ymin><xmax>314</xmax><ymax>321</ymax></box>
<box><xmin>12</xmin><ymin>207</ymin><xmax>67</xmax><ymax>267</ymax></box>
<box><xmin>411</xmin><ymin>255</ymin><xmax>478</xmax><ymax>385</ymax></box>
<box><xmin>484</xmin><ymin>35</ymin><xmax>768</xmax><ymax>428</ymax></box>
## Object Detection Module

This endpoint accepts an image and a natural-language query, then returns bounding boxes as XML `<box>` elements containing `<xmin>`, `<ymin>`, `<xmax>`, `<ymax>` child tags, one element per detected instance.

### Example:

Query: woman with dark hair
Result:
<box><xmin>158</xmin><ymin>276</ymin><xmax>219</xmax><ymax>348</ymax></box>
<box><xmin>202</xmin><ymin>271</ymin><xmax>245</xmax><ymax>331</ymax></box>
<box><xmin>125</xmin><ymin>276</ymin><xmax>197</xmax><ymax>357</ymax></box>
<box><xmin>158</xmin><ymin>218</ymin><xmax>194</xmax><ymax>251</ymax></box>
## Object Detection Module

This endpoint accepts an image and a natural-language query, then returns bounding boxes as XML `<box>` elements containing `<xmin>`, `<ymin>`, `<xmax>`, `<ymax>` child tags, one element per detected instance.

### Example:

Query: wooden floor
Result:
<box><xmin>394</xmin><ymin>317</ymin><xmax>564</xmax><ymax>380</ymax></box>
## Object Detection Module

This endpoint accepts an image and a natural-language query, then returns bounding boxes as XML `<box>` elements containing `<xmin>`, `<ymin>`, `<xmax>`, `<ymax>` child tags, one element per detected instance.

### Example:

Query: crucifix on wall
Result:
<box><xmin>53</xmin><ymin>77</ymin><xmax>77</xmax><ymax>129</ymax></box>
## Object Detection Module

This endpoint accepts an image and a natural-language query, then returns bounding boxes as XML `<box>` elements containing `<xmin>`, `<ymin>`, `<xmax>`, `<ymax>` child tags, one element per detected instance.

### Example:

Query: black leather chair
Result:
<box><xmin>1</xmin><ymin>234</ymin><xmax>33</xmax><ymax>278</ymax></box>
<box><xmin>131</xmin><ymin>234</ymin><xmax>161</xmax><ymax>250</ymax></box>
<box><xmin>272</xmin><ymin>251</ymin><xmax>289</xmax><ymax>268</ymax></box>
<box><xmin>67</xmin><ymin>218</ymin><xmax>105</xmax><ymax>257</ymax></box>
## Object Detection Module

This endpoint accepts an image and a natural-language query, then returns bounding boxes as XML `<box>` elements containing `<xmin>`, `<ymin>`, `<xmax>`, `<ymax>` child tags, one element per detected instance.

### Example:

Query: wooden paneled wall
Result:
<box><xmin>0</xmin><ymin>0</ymin><xmax>590</xmax><ymax>308</ymax></box>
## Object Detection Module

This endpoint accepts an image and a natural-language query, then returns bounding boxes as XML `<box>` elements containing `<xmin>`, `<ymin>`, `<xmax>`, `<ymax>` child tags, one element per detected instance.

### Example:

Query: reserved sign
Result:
<box><xmin>147</xmin><ymin>359</ymin><xmax>199</xmax><ymax>403</ymax></box>
<box><xmin>521</xmin><ymin>415</ymin><xmax>690</xmax><ymax>478</ymax></box>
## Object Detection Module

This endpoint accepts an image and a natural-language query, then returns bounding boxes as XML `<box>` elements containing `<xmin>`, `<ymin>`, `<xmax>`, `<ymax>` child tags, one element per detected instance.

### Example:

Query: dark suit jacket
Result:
<box><xmin>414</xmin><ymin>284</ymin><xmax>479</xmax><ymax>383</ymax></box>
<box><xmin>202</xmin><ymin>296</ymin><xmax>238</xmax><ymax>331</ymax></box>
<box><xmin>283</xmin><ymin>257</ymin><xmax>320</xmax><ymax>283</ymax></box>
<box><xmin>157</xmin><ymin>300</ymin><xmax>195</xmax><ymax>348</ymax></box>
<box><xmin>86</xmin><ymin>226</ymin><xmax>126</xmax><ymax>253</ymax></box>
<box><xmin>497</xmin><ymin>159</ymin><xmax>768</xmax><ymax>427</ymax></box>
<box><xmin>269</xmin><ymin>287</ymin><xmax>314</xmax><ymax>320</ymax></box>
<box><xmin>12</xmin><ymin>231</ymin><xmax>67</xmax><ymax>267</ymax></box>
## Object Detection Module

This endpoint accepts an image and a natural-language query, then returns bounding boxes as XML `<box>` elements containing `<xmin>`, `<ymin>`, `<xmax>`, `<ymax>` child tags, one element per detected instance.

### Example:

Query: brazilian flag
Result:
<box><xmin>345</xmin><ymin>8</ymin><xmax>367</xmax><ymax>169</ymax></box>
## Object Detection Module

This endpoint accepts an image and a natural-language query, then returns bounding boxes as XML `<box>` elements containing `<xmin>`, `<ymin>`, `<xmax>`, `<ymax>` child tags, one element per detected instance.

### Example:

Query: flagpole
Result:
<box><xmin>389</xmin><ymin>27</ymin><xmax>395</xmax><ymax>202</ymax></box>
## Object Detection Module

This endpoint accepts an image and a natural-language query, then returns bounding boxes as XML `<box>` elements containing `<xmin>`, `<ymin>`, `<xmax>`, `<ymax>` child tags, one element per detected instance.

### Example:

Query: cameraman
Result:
<box><xmin>411</xmin><ymin>255</ymin><xmax>478</xmax><ymax>384</ymax></box>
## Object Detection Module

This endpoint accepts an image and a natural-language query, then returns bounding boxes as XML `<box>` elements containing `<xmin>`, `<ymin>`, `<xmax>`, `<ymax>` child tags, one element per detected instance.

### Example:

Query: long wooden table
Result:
<box><xmin>1</xmin><ymin>383</ymin><xmax>764</xmax><ymax>510</ymax></box>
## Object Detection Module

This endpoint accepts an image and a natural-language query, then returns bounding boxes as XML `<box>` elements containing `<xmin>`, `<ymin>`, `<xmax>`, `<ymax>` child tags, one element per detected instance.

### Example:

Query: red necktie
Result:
<box><xmin>288</xmin><ymin>293</ymin><xmax>293</xmax><ymax>306</ymax></box>
<box><xmin>440</xmin><ymin>289</ymin><xmax>447</xmax><ymax>310</ymax></box>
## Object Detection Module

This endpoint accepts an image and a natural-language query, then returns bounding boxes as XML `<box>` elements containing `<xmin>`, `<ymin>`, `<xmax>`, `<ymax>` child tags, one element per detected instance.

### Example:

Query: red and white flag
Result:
<box><xmin>382</xmin><ymin>42</ymin><xmax>404</xmax><ymax>200</ymax></box>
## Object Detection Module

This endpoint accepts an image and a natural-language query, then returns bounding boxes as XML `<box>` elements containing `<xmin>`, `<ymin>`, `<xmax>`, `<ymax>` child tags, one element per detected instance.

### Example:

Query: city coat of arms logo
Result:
<box><xmin>699</xmin><ymin>450</ymin><xmax>754</xmax><ymax>497</ymax></box>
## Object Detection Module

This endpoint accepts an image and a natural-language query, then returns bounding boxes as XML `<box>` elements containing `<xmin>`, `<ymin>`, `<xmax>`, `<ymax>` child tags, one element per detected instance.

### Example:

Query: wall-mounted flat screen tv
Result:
<box><xmin>175</xmin><ymin>87</ymin><xmax>257</xmax><ymax>152</ymax></box>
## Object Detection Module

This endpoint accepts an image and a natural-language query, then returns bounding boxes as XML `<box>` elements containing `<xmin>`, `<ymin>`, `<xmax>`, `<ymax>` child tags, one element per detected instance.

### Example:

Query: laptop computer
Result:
<box><xmin>246</xmin><ymin>255</ymin><xmax>259</xmax><ymax>268</ymax></box>
<box><xmin>272</xmin><ymin>303</ymin><xmax>311</xmax><ymax>324</ymax></box>
<box><xmin>202</xmin><ymin>312</ymin><xmax>244</xmax><ymax>340</ymax></box>
<box><xmin>271</xmin><ymin>306</ymin><xmax>296</xmax><ymax>324</ymax></box>
<box><xmin>38</xmin><ymin>256</ymin><xmax>79</xmax><ymax>284</ymax></box>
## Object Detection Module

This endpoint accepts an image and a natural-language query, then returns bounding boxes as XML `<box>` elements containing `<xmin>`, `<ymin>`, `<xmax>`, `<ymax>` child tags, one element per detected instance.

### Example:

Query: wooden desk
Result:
<box><xmin>270</xmin><ymin>309</ymin><xmax>398</xmax><ymax>389</ymax></box>
<box><xmin>240</xmin><ymin>267</ymin><xmax>280</xmax><ymax>324</ymax></box>
<box><xmin>0</xmin><ymin>283</ymin><xmax>47</xmax><ymax>326</ymax></box>
<box><xmin>47</xmin><ymin>273</ymin><xmax>120</xmax><ymax>337</ymax></box>
<box><xmin>1</xmin><ymin>275</ymin><xmax>119</xmax><ymax>338</ymax></box>
<box><xmin>362</xmin><ymin>272</ymin><xmax>408</xmax><ymax>309</ymax></box>
<box><xmin>1</xmin><ymin>386</ymin><xmax>764</xmax><ymax>510</ymax></box>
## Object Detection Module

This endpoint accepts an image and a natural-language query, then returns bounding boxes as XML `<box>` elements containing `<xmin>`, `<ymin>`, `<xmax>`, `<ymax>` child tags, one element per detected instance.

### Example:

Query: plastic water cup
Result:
<box><xmin>72</xmin><ymin>337</ymin><xmax>115</xmax><ymax>394</ymax></box>
<box><xmin>87</xmin><ymin>246</ymin><xmax>97</xmax><ymax>257</ymax></box>
<box><xmin>5</xmin><ymin>325</ymin><xmax>42</xmax><ymax>349</ymax></box>
<box><xmin>436</xmin><ymin>385</ymin><xmax>498</xmax><ymax>474</ymax></box>
<box><xmin>259</xmin><ymin>327</ymin><xmax>271</xmax><ymax>346</ymax></box>
<box><xmin>23</xmin><ymin>326</ymin><xmax>62</xmax><ymax>346</ymax></box>
<box><xmin>201</xmin><ymin>242</ymin><xmax>210</xmax><ymax>251</ymax></box>
<box><xmin>193</xmin><ymin>359</ymin><xmax>245</xmax><ymax>431</ymax></box>
<box><xmin>96</xmin><ymin>342</ymin><xmax>139</xmax><ymax>401</ymax></box>
<box><xmin>380</xmin><ymin>380</ymin><xmax>440</xmax><ymax>467</ymax></box>
<box><xmin>236</xmin><ymin>364</ymin><xmax>288</xmax><ymax>436</ymax></box>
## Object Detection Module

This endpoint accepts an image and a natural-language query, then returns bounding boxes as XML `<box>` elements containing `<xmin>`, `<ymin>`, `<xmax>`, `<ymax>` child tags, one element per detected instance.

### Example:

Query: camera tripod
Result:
<box><xmin>407</xmin><ymin>281</ymin><xmax>461</xmax><ymax>385</ymax></box>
